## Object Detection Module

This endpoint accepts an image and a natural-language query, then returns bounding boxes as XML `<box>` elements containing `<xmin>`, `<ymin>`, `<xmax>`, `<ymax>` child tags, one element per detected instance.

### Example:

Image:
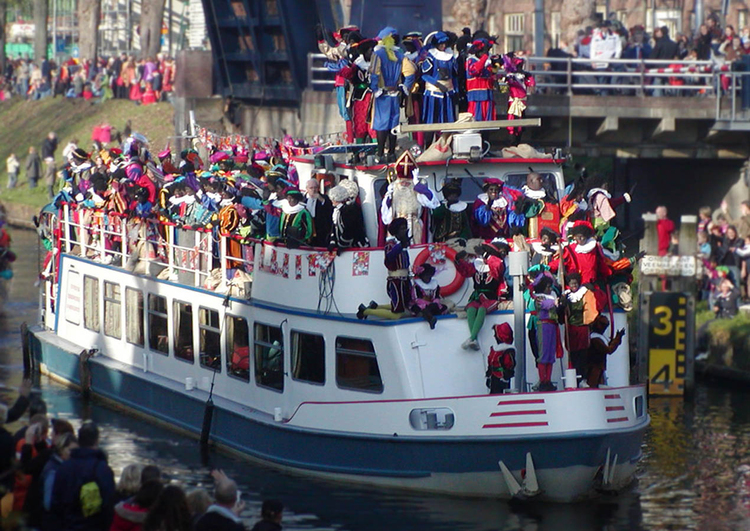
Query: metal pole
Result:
<box><xmin>168</xmin><ymin>0</ymin><xmax>173</xmax><ymax>56</ymax></box>
<box><xmin>52</xmin><ymin>0</ymin><xmax>57</xmax><ymax>62</ymax></box>
<box><xmin>509</xmin><ymin>251</ymin><xmax>529</xmax><ymax>393</ymax></box>
<box><xmin>534</xmin><ymin>0</ymin><xmax>544</xmax><ymax>57</ymax></box>
<box><xmin>695</xmin><ymin>0</ymin><xmax>704</xmax><ymax>32</ymax></box>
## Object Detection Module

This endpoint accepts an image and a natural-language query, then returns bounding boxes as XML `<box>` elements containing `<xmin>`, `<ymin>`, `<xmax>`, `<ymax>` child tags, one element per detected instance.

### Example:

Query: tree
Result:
<box><xmin>0</xmin><ymin>2</ymin><xmax>7</xmax><ymax>75</ymax></box>
<box><xmin>561</xmin><ymin>0</ymin><xmax>597</xmax><ymax>46</ymax></box>
<box><xmin>78</xmin><ymin>0</ymin><xmax>101</xmax><ymax>62</ymax></box>
<box><xmin>140</xmin><ymin>0</ymin><xmax>166</xmax><ymax>59</ymax></box>
<box><xmin>33</xmin><ymin>0</ymin><xmax>47</xmax><ymax>66</ymax></box>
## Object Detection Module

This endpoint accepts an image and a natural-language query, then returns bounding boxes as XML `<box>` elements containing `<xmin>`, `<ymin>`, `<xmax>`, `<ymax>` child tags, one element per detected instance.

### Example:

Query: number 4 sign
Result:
<box><xmin>641</xmin><ymin>292</ymin><xmax>695</xmax><ymax>396</ymax></box>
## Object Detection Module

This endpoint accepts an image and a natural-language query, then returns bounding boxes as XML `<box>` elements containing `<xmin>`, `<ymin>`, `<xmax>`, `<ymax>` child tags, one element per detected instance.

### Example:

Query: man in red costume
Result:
<box><xmin>552</xmin><ymin>220</ymin><xmax>611</xmax><ymax>310</ymax></box>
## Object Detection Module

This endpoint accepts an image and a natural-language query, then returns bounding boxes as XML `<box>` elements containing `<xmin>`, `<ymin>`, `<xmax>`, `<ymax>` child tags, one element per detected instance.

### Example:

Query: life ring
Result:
<box><xmin>413</xmin><ymin>245</ymin><xmax>466</xmax><ymax>296</ymax></box>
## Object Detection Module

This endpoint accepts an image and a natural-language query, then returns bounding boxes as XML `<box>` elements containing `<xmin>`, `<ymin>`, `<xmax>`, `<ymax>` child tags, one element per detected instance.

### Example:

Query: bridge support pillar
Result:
<box><xmin>596</xmin><ymin>116</ymin><xmax>619</xmax><ymax>136</ymax></box>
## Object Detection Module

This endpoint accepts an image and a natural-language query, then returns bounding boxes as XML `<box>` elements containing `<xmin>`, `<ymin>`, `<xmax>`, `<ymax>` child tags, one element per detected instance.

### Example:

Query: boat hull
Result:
<box><xmin>31</xmin><ymin>329</ymin><xmax>648</xmax><ymax>502</ymax></box>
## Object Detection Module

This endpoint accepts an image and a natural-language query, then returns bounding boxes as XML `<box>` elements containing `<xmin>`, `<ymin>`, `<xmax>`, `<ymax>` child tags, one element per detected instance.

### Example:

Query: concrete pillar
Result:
<box><xmin>679</xmin><ymin>215</ymin><xmax>697</xmax><ymax>256</ymax></box>
<box><xmin>640</xmin><ymin>213</ymin><xmax>659</xmax><ymax>255</ymax></box>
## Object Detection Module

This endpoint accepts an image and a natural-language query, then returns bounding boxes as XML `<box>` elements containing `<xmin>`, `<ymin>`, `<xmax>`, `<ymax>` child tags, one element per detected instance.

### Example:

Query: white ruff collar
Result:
<box><xmin>429</xmin><ymin>48</ymin><xmax>454</xmax><ymax>62</ymax></box>
<box><xmin>587</xmin><ymin>188</ymin><xmax>611</xmax><ymax>199</ymax></box>
<box><xmin>415</xmin><ymin>277</ymin><xmax>439</xmax><ymax>290</ymax></box>
<box><xmin>477</xmin><ymin>193</ymin><xmax>489</xmax><ymax>204</ymax></box>
<box><xmin>531</xmin><ymin>241</ymin><xmax>558</xmax><ymax>256</ymax></box>
<box><xmin>590</xmin><ymin>332</ymin><xmax>609</xmax><ymax>343</ymax></box>
<box><xmin>448</xmin><ymin>201</ymin><xmax>467</xmax><ymax>212</ymax></box>
<box><xmin>574</xmin><ymin>239</ymin><xmax>597</xmax><ymax>254</ymax></box>
<box><xmin>281</xmin><ymin>201</ymin><xmax>306</xmax><ymax>215</ymax></box>
<box><xmin>474</xmin><ymin>258</ymin><xmax>490</xmax><ymax>273</ymax></box>
<box><xmin>564</xmin><ymin>286</ymin><xmax>589</xmax><ymax>303</ymax></box>
<box><xmin>354</xmin><ymin>55</ymin><xmax>370</xmax><ymax>70</ymax></box>
<box><xmin>522</xmin><ymin>186</ymin><xmax>546</xmax><ymax>200</ymax></box>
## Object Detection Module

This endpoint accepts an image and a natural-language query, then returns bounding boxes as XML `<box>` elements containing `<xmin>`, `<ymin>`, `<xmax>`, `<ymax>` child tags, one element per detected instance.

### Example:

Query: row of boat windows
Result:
<box><xmin>77</xmin><ymin>276</ymin><xmax>384</xmax><ymax>393</ymax></box>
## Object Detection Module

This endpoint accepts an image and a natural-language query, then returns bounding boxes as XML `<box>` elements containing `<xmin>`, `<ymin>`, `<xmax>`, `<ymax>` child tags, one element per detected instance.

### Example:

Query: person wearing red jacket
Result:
<box><xmin>656</xmin><ymin>205</ymin><xmax>675</xmax><ymax>256</ymax></box>
<box><xmin>486</xmin><ymin>322</ymin><xmax>516</xmax><ymax>394</ymax></box>
<box><xmin>465</xmin><ymin>38</ymin><xmax>498</xmax><ymax>121</ymax></box>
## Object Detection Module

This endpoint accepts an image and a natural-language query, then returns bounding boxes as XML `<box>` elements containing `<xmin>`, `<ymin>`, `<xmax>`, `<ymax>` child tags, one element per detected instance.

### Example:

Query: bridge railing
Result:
<box><xmin>308</xmin><ymin>53</ymin><xmax>748</xmax><ymax>121</ymax></box>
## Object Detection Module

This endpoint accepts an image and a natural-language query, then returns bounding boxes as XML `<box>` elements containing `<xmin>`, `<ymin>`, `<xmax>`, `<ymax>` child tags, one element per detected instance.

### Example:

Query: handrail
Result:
<box><xmin>308</xmin><ymin>52</ymin><xmax>749</xmax><ymax>122</ymax></box>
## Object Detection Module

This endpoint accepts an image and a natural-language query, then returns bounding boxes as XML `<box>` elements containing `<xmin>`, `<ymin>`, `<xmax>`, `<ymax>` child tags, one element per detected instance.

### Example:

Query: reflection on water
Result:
<box><xmin>2</xmin><ymin>228</ymin><xmax>750</xmax><ymax>530</ymax></box>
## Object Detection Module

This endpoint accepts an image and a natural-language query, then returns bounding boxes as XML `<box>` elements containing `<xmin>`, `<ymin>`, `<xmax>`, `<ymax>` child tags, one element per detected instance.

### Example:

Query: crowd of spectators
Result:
<box><xmin>0</xmin><ymin>381</ymin><xmax>284</xmax><ymax>530</ymax></box>
<box><xmin>1</xmin><ymin>53</ymin><xmax>175</xmax><ymax>105</ymax></box>
<box><xmin>544</xmin><ymin>12</ymin><xmax>750</xmax><ymax>95</ymax></box>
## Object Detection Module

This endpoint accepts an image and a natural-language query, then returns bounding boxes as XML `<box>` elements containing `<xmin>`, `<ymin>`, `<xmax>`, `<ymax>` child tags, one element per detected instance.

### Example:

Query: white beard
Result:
<box><xmin>392</xmin><ymin>181</ymin><xmax>420</xmax><ymax>217</ymax></box>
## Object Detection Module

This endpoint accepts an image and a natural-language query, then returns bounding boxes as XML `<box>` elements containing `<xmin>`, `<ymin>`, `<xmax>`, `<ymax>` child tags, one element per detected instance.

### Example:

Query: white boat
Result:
<box><xmin>30</xmin><ymin>143</ymin><xmax>649</xmax><ymax>502</ymax></box>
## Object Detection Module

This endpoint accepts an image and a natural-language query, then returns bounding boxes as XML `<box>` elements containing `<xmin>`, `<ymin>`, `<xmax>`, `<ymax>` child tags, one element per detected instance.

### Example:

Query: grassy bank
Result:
<box><xmin>697</xmin><ymin>301</ymin><xmax>750</xmax><ymax>371</ymax></box>
<box><xmin>0</xmin><ymin>97</ymin><xmax>175</xmax><ymax>209</ymax></box>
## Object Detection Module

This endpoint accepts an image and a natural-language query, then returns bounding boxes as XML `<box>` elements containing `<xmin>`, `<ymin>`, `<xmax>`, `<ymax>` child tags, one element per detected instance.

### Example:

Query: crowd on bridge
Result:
<box><xmin>543</xmin><ymin>12</ymin><xmax>750</xmax><ymax>96</ymax></box>
<box><xmin>0</xmin><ymin>380</ymin><xmax>284</xmax><ymax>530</ymax></box>
<box><xmin>1</xmin><ymin>53</ymin><xmax>175</xmax><ymax>104</ymax></box>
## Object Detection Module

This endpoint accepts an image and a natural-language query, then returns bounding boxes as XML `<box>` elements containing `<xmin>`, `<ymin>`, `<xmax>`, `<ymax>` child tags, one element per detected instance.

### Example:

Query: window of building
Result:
<box><xmin>226</xmin><ymin>315</ymin><xmax>250</xmax><ymax>381</ymax></box>
<box><xmin>550</xmin><ymin>11</ymin><xmax>561</xmax><ymax>49</ymax></box>
<box><xmin>103</xmin><ymin>281</ymin><xmax>121</xmax><ymax>339</ymax></box>
<box><xmin>173</xmin><ymin>301</ymin><xmax>194</xmax><ymax>363</ymax></box>
<box><xmin>199</xmin><ymin>307</ymin><xmax>221</xmax><ymax>371</ymax></box>
<box><xmin>740</xmin><ymin>11</ymin><xmax>748</xmax><ymax>32</ymax></box>
<box><xmin>148</xmin><ymin>294</ymin><xmax>168</xmax><ymax>355</ymax></box>
<box><xmin>254</xmin><ymin>323</ymin><xmax>284</xmax><ymax>391</ymax></box>
<box><xmin>647</xmin><ymin>9</ymin><xmax>681</xmax><ymax>35</ymax></box>
<box><xmin>505</xmin><ymin>13</ymin><xmax>525</xmax><ymax>52</ymax></box>
<box><xmin>291</xmin><ymin>331</ymin><xmax>325</xmax><ymax>385</ymax></box>
<box><xmin>83</xmin><ymin>276</ymin><xmax>99</xmax><ymax>332</ymax></box>
<box><xmin>126</xmin><ymin>288</ymin><xmax>144</xmax><ymax>347</ymax></box>
<box><xmin>335</xmin><ymin>337</ymin><xmax>383</xmax><ymax>393</ymax></box>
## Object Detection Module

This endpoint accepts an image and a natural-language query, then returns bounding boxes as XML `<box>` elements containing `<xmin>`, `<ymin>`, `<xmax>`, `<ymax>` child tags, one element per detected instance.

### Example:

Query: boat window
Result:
<box><xmin>409</xmin><ymin>408</ymin><xmax>455</xmax><ymax>430</ymax></box>
<box><xmin>103</xmin><ymin>281</ymin><xmax>121</xmax><ymax>339</ymax></box>
<box><xmin>291</xmin><ymin>331</ymin><xmax>325</xmax><ymax>385</ymax></box>
<box><xmin>226</xmin><ymin>315</ymin><xmax>249</xmax><ymax>382</ymax></box>
<box><xmin>373</xmin><ymin>177</ymin><xmax>387</xmax><ymax>215</ymax></box>
<box><xmin>65</xmin><ymin>270</ymin><xmax>81</xmax><ymax>326</ymax></box>
<box><xmin>335</xmin><ymin>337</ymin><xmax>383</xmax><ymax>393</ymax></box>
<box><xmin>199</xmin><ymin>307</ymin><xmax>221</xmax><ymax>372</ymax></box>
<box><xmin>254</xmin><ymin>323</ymin><xmax>284</xmax><ymax>392</ymax></box>
<box><xmin>83</xmin><ymin>275</ymin><xmax>99</xmax><ymax>332</ymax></box>
<box><xmin>125</xmin><ymin>288</ymin><xmax>144</xmax><ymax>347</ymax></box>
<box><xmin>173</xmin><ymin>301</ymin><xmax>194</xmax><ymax>363</ymax></box>
<box><xmin>147</xmin><ymin>294</ymin><xmax>168</xmax><ymax>355</ymax></box>
<box><xmin>504</xmin><ymin>172</ymin><xmax>559</xmax><ymax>202</ymax></box>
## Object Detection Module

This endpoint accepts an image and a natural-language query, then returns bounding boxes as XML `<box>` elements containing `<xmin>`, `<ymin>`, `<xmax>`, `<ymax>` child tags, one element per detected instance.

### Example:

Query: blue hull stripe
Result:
<box><xmin>32</xmin><ymin>333</ymin><xmax>647</xmax><ymax>478</ymax></box>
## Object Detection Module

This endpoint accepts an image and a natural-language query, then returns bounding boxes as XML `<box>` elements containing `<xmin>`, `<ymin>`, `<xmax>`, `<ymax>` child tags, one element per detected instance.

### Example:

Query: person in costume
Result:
<box><xmin>586</xmin><ymin>314</ymin><xmax>625</xmax><ymax>388</ymax></box>
<box><xmin>553</xmin><ymin>220</ymin><xmax>612</xmax><ymax>311</ymax></box>
<box><xmin>562</xmin><ymin>272</ymin><xmax>598</xmax><ymax>383</ymax></box>
<box><xmin>530</xmin><ymin>227</ymin><xmax>560</xmax><ymax>267</ymax></box>
<box><xmin>369</xmin><ymin>27</ymin><xmax>416</xmax><ymax>162</ymax></box>
<box><xmin>279</xmin><ymin>189</ymin><xmax>313</xmax><ymax>246</ymax></box>
<box><xmin>513</xmin><ymin>171</ymin><xmax>557</xmax><ymax>238</ymax></box>
<box><xmin>486</xmin><ymin>322</ymin><xmax>516</xmax><ymax>394</ymax></box>
<box><xmin>358</xmin><ymin>218</ymin><xmax>413</xmax><ymax>320</ymax></box>
<box><xmin>502</xmin><ymin>52</ymin><xmax>535</xmax><ymax>145</ymax></box>
<box><xmin>432</xmin><ymin>179</ymin><xmax>472</xmax><ymax>242</ymax></box>
<box><xmin>420</xmin><ymin>31</ymin><xmax>457</xmax><ymax>145</ymax></box>
<box><xmin>465</xmin><ymin>38</ymin><xmax>498</xmax><ymax>121</ymax></box>
<box><xmin>217</xmin><ymin>185</ymin><xmax>243</xmax><ymax>268</ymax></box>
<box><xmin>316</xmin><ymin>24</ymin><xmax>359</xmax><ymax>143</ymax></box>
<box><xmin>533</xmin><ymin>274</ymin><xmax>563</xmax><ymax>391</ymax></box>
<box><xmin>380</xmin><ymin>152</ymin><xmax>439</xmax><ymax>245</ymax></box>
<box><xmin>341</xmin><ymin>38</ymin><xmax>377</xmax><ymax>144</ymax></box>
<box><xmin>328</xmin><ymin>184</ymin><xmax>368</xmax><ymax>249</ymax></box>
<box><xmin>587</xmin><ymin>180</ymin><xmax>632</xmax><ymax>236</ymax></box>
<box><xmin>401</xmin><ymin>32</ymin><xmax>425</xmax><ymax>148</ymax></box>
<box><xmin>304</xmin><ymin>178</ymin><xmax>333</xmax><ymax>247</ymax></box>
<box><xmin>409</xmin><ymin>263</ymin><xmax>449</xmax><ymax>329</ymax></box>
<box><xmin>454</xmin><ymin>240</ymin><xmax>510</xmax><ymax>350</ymax></box>
<box><xmin>473</xmin><ymin>178</ymin><xmax>515</xmax><ymax>240</ymax></box>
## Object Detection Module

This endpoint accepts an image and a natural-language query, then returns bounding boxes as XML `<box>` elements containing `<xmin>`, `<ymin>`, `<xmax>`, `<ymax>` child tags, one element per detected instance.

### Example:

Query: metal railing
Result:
<box><xmin>308</xmin><ymin>53</ymin><xmax>750</xmax><ymax>121</ymax></box>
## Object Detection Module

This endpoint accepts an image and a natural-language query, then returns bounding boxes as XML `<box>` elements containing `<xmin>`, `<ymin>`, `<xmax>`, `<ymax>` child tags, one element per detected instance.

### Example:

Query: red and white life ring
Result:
<box><xmin>413</xmin><ymin>245</ymin><xmax>466</xmax><ymax>296</ymax></box>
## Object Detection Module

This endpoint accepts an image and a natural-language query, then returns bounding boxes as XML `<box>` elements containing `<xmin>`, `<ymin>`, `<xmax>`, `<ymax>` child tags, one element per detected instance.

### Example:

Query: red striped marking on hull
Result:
<box><xmin>607</xmin><ymin>417</ymin><xmax>629</xmax><ymax>423</ymax></box>
<box><xmin>483</xmin><ymin>421</ymin><xmax>549</xmax><ymax>429</ymax></box>
<box><xmin>604</xmin><ymin>394</ymin><xmax>622</xmax><ymax>399</ymax></box>
<box><xmin>606</xmin><ymin>406</ymin><xmax>625</xmax><ymax>412</ymax></box>
<box><xmin>489</xmin><ymin>410</ymin><xmax>547</xmax><ymax>417</ymax></box>
<box><xmin>496</xmin><ymin>399</ymin><xmax>546</xmax><ymax>406</ymax></box>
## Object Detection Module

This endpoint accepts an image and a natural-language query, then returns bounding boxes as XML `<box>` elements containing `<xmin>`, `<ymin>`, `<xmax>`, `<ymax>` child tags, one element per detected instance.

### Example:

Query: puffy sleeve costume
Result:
<box><xmin>420</xmin><ymin>33</ymin><xmax>457</xmax><ymax>124</ymax></box>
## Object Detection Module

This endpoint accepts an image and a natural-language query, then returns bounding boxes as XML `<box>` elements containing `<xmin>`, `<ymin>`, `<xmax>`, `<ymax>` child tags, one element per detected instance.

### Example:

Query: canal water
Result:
<box><xmin>2</xmin><ymin>228</ymin><xmax>749</xmax><ymax>531</ymax></box>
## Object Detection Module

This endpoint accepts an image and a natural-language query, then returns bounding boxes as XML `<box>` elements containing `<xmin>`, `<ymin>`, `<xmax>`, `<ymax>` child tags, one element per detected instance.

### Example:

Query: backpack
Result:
<box><xmin>79</xmin><ymin>461</ymin><xmax>102</xmax><ymax>518</ymax></box>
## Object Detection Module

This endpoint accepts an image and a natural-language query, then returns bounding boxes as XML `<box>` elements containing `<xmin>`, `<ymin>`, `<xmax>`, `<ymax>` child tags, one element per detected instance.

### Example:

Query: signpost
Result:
<box><xmin>640</xmin><ymin>292</ymin><xmax>695</xmax><ymax>396</ymax></box>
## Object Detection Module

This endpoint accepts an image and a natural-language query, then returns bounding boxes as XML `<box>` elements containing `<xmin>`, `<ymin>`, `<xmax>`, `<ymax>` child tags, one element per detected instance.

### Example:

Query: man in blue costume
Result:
<box><xmin>369</xmin><ymin>27</ymin><xmax>416</xmax><ymax>163</ymax></box>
